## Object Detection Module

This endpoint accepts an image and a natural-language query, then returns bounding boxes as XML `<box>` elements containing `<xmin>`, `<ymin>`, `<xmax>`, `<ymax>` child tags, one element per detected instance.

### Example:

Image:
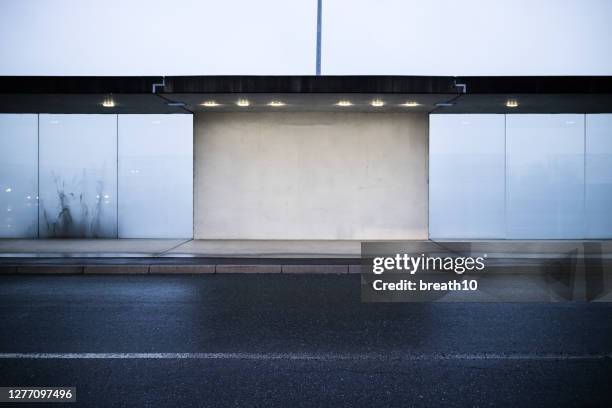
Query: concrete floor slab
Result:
<box><xmin>0</xmin><ymin>239</ymin><xmax>189</xmax><ymax>257</ymax></box>
<box><xmin>3</xmin><ymin>239</ymin><xmax>611</xmax><ymax>260</ymax></box>
<box><xmin>165</xmin><ymin>239</ymin><xmax>361</xmax><ymax>258</ymax></box>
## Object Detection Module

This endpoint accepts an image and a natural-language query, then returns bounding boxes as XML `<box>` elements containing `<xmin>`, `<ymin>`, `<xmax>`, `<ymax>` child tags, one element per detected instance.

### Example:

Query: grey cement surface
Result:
<box><xmin>0</xmin><ymin>238</ymin><xmax>190</xmax><ymax>257</ymax></box>
<box><xmin>166</xmin><ymin>239</ymin><xmax>362</xmax><ymax>258</ymax></box>
<box><xmin>2</xmin><ymin>238</ymin><xmax>611</xmax><ymax>259</ymax></box>
<box><xmin>0</xmin><ymin>274</ymin><xmax>610</xmax><ymax>407</ymax></box>
<box><xmin>0</xmin><ymin>239</ymin><xmax>361</xmax><ymax>258</ymax></box>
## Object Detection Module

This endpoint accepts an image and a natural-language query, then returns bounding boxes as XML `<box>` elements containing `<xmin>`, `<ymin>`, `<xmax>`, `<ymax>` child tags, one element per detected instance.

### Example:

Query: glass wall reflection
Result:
<box><xmin>506</xmin><ymin>114</ymin><xmax>585</xmax><ymax>238</ymax></box>
<box><xmin>0</xmin><ymin>114</ymin><xmax>38</xmax><ymax>238</ymax></box>
<box><xmin>429</xmin><ymin>114</ymin><xmax>505</xmax><ymax>239</ymax></box>
<box><xmin>430</xmin><ymin>113</ymin><xmax>612</xmax><ymax>239</ymax></box>
<box><xmin>586</xmin><ymin>114</ymin><xmax>612</xmax><ymax>238</ymax></box>
<box><xmin>118</xmin><ymin>114</ymin><xmax>193</xmax><ymax>238</ymax></box>
<box><xmin>38</xmin><ymin>114</ymin><xmax>117</xmax><ymax>238</ymax></box>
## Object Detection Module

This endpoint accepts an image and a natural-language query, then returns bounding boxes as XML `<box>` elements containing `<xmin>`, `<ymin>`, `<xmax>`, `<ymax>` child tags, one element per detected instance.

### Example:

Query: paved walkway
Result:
<box><xmin>0</xmin><ymin>239</ymin><xmax>361</xmax><ymax>258</ymax></box>
<box><xmin>2</xmin><ymin>239</ymin><xmax>611</xmax><ymax>259</ymax></box>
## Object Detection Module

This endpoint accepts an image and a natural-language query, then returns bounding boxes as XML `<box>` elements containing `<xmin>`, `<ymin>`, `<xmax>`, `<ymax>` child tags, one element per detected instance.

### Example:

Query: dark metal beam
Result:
<box><xmin>1</xmin><ymin>76</ymin><xmax>611</xmax><ymax>95</ymax></box>
<box><xmin>162</xmin><ymin>76</ymin><xmax>457</xmax><ymax>94</ymax></box>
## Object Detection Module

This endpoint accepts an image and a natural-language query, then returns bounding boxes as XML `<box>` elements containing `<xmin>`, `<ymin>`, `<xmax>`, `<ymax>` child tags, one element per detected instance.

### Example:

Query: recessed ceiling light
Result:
<box><xmin>435</xmin><ymin>102</ymin><xmax>454</xmax><ymax>107</ymax></box>
<box><xmin>336</xmin><ymin>100</ymin><xmax>352</xmax><ymax>107</ymax></box>
<box><xmin>237</xmin><ymin>99</ymin><xmax>250</xmax><ymax>107</ymax></box>
<box><xmin>268</xmin><ymin>101</ymin><xmax>286</xmax><ymax>107</ymax></box>
<box><xmin>401</xmin><ymin>101</ymin><xmax>420</xmax><ymax>107</ymax></box>
<box><xmin>201</xmin><ymin>101</ymin><xmax>220</xmax><ymax>107</ymax></box>
<box><xmin>167</xmin><ymin>102</ymin><xmax>186</xmax><ymax>107</ymax></box>
<box><xmin>370</xmin><ymin>99</ymin><xmax>385</xmax><ymax>107</ymax></box>
<box><xmin>506</xmin><ymin>99</ymin><xmax>518</xmax><ymax>108</ymax></box>
<box><xmin>102</xmin><ymin>97</ymin><xmax>115</xmax><ymax>108</ymax></box>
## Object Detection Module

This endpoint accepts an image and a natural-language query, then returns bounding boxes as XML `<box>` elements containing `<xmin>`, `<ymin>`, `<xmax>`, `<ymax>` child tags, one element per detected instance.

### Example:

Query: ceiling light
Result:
<box><xmin>336</xmin><ymin>100</ymin><xmax>352</xmax><ymax>107</ymax></box>
<box><xmin>102</xmin><ymin>96</ymin><xmax>115</xmax><ymax>108</ymax></box>
<box><xmin>435</xmin><ymin>102</ymin><xmax>454</xmax><ymax>107</ymax></box>
<box><xmin>401</xmin><ymin>101</ymin><xmax>420</xmax><ymax>107</ymax></box>
<box><xmin>268</xmin><ymin>100</ymin><xmax>286</xmax><ymax>107</ymax></box>
<box><xmin>236</xmin><ymin>99</ymin><xmax>250</xmax><ymax>107</ymax></box>
<box><xmin>167</xmin><ymin>102</ymin><xmax>186</xmax><ymax>107</ymax></box>
<box><xmin>506</xmin><ymin>99</ymin><xmax>518</xmax><ymax>108</ymax></box>
<box><xmin>370</xmin><ymin>99</ymin><xmax>385</xmax><ymax>107</ymax></box>
<box><xmin>201</xmin><ymin>101</ymin><xmax>220</xmax><ymax>107</ymax></box>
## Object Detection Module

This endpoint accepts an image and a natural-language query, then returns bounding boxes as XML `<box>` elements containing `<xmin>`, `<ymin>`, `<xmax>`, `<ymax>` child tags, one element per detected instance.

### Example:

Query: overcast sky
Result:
<box><xmin>1</xmin><ymin>0</ymin><xmax>611</xmax><ymax>76</ymax></box>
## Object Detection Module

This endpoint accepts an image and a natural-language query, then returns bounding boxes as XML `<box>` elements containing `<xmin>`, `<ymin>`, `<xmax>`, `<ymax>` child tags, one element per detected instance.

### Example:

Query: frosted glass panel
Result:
<box><xmin>506</xmin><ymin>114</ymin><xmax>585</xmax><ymax>238</ymax></box>
<box><xmin>429</xmin><ymin>114</ymin><xmax>505</xmax><ymax>239</ymax></box>
<box><xmin>118</xmin><ymin>114</ymin><xmax>193</xmax><ymax>238</ymax></box>
<box><xmin>0</xmin><ymin>114</ymin><xmax>38</xmax><ymax>237</ymax></box>
<box><xmin>586</xmin><ymin>114</ymin><xmax>612</xmax><ymax>238</ymax></box>
<box><xmin>39</xmin><ymin>114</ymin><xmax>117</xmax><ymax>237</ymax></box>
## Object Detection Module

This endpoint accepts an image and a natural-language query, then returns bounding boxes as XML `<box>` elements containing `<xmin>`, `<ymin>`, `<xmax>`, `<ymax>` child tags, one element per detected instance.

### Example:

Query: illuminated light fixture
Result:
<box><xmin>401</xmin><ymin>101</ymin><xmax>420</xmax><ymax>107</ymax></box>
<box><xmin>102</xmin><ymin>96</ymin><xmax>115</xmax><ymax>108</ymax></box>
<box><xmin>370</xmin><ymin>99</ymin><xmax>385</xmax><ymax>107</ymax></box>
<box><xmin>236</xmin><ymin>99</ymin><xmax>250</xmax><ymax>107</ymax></box>
<box><xmin>268</xmin><ymin>100</ymin><xmax>286</xmax><ymax>107</ymax></box>
<box><xmin>336</xmin><ymin>100</ymin><xmax>352</xmax><ymax>107</ymax></box>
<box><xmin>201</xmin><ymin>101</ymin><xmax>220</xmax><ymax>107</ymax></box>
<box><xmin>506</xmin><ymin>99</ymin><xmax>518</xmax><ymax>108</ymax></box>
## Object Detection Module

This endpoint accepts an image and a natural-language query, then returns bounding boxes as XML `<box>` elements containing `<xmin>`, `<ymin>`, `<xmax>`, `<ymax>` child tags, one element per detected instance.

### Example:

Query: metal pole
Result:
<box><xmin>316</xmin><ymin>0</ymin><xmax>322</xmax><ymax>75</ymax></box>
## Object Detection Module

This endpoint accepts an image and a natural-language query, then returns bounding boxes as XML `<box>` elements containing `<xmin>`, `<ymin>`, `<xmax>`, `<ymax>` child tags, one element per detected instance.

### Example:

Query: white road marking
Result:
<box><xmin>0</xmin><ymin>352</ymin><xmax>609</xmax><ymax>361</ymax></box>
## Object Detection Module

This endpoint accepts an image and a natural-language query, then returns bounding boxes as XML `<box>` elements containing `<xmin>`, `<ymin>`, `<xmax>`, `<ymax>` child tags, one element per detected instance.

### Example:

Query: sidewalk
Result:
<box><xmin>0</xmin><ymin>239</ymin><xmax>361</xmax><ymax>258</ymax></box>
<box><xmin>1</xmin><ymin>239</ymin><xmax>611</xmax><ymax>278</ymax></box>
<box><xmin>0</xmin><ymin>239</ymin><xmax>362</xmax><ymax>274</ymax></box>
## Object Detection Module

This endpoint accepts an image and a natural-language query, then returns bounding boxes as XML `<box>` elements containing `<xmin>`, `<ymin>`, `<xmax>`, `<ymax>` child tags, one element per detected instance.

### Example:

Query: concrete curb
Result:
<box><xmin>84</xmin><ymin>265</ymin><xmax>149</xmax><ymax>274</ymax></box>
<box><xmin>282</xmin><ymin>265</ymin><xmax>348</xmax><ymax>274</ymax></box>
<box><xmin>215</xmin><ymin>265</ymin><xmax>282</xmax><ymax>273</ymax></box>
<box><xmin>150</xmin><ymin>265</ymin><xmax>215</xmax><ymax>274</ymax></box>
<box><xmin>19</xmin><ymin>266</ymin><xmax>83</xmax><ymax>274</ymax></box>
<box><xmin>0</xmin><ymin>266</ymin><xmax>18</xmax><ymax>274</ymax></box>
<box><xmin>0</xmin><ymin>263</ymin><xmax>361</xmax><ymax>274</ymax></box>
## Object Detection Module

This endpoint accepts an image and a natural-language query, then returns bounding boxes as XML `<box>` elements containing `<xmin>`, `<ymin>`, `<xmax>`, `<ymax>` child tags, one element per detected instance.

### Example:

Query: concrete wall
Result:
<box><xmin>194</xmin><ymin>112</ymin><xmax>428</xmax><ymax>240</ymax></box>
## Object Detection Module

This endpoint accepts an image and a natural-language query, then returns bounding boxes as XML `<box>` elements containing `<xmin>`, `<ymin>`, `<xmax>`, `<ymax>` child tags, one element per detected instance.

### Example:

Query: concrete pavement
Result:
<box><xmin>3</xmin><ymin>239</ymin><xmax>610</xmax><ymax>259</ymax></box>
<box><xmin>0</xmin><ymin>239</ymin><xmax>362</xmax><ymax>258</ymax></box>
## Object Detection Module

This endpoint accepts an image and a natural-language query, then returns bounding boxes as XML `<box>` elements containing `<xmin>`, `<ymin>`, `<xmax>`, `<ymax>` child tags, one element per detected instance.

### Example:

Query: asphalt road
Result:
<box><xmin>0</xmin><ymin>274</ymin><xmax>611</xmax><ymax>407</ymax></box>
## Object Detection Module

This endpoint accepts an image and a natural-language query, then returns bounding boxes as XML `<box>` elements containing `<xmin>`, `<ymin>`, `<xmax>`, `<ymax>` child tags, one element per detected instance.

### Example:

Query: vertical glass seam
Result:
<box><xmin>36</xmin><ymin>114</ymin><xmax>40</xmax><ymax>238</ymax></box>
<box><xmin>504</xmin><ymin>114</ymin><xmax>507</xmax><ymax>240</ymax></box>
<box><xmin>583</xmin><ymin>114</ymin><xmax>587</xmax><ymax>238</ymax></box>
<box><xmin>116</xmin><ymin>114</ymin><xmax>119</xmax><ymax>238</ymax></box>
